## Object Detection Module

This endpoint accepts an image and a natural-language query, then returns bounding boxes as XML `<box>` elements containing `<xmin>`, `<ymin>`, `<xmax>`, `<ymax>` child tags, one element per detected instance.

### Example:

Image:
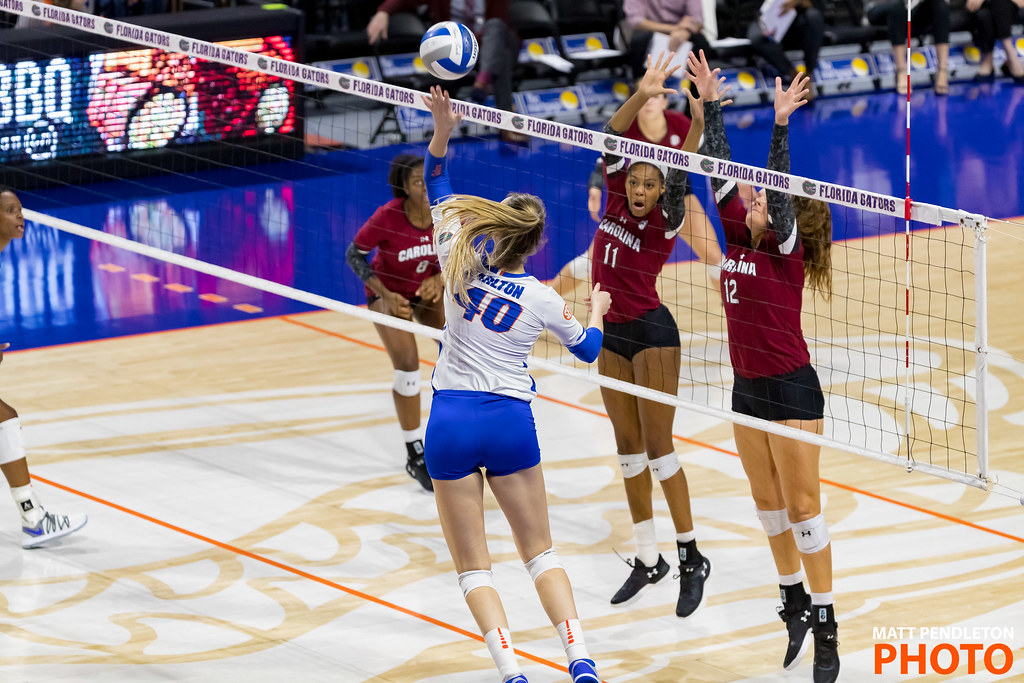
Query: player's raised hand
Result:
<box><xmin>637</xmin><ymin>52</ymin><xmax>681</xmax><ymax>100</ymax></box>
<box><xmin>774</xmin><ymin>73</ymin><xmax>810</xmax><ymax>125</ymax></box>
<box><xmin>684</xmin><ymin>83</ymin><xmax>732</xmax><ymax>129</ymax></box>
<box><xmin>421</xmin><ymin>85</ymin><xmax>463</xmax><ymax>135</ymax></box>
<box><xmin>685</xmin><ymin>50</ymin><xmax>725</xmax><ymax>103</ymax></box>
<box><xmin>586</xmin><ymin>283</ymin><xmax>612</xmax><ymax>317</ymax></box>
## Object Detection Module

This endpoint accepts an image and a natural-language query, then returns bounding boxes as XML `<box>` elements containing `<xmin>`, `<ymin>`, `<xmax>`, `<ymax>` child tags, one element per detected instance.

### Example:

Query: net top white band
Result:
<box><xmin>0</xmin><ymin>0</ymin><xmax>981</xmax><ymax>229</ymax></box>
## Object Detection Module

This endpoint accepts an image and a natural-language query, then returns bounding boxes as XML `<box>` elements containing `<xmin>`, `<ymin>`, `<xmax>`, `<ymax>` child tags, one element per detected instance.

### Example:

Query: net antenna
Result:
<box><xmin>3</xmin><ymin>0</ymin><xmax>1006</xmax><ymax>495</ymax></box>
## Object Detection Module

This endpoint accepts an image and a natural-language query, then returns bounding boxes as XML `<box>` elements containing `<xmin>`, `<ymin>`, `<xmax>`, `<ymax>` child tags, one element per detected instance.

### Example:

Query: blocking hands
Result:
<box><xmin>685</xmin><ymin>50</ymin><xmax>729</xmax><ymax>104</ymax></box>
<box><xmin>774</xmin><ymin>73</ymin><xmax>810</xmax><ymax>125</ymax></box>
<box><xmin>637</xmin><ymin>52</ymin><xmax>681</xmax><ymax>101</ymax></box>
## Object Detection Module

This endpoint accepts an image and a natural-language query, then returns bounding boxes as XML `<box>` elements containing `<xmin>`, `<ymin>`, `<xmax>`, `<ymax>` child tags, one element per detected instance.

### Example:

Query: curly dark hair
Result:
<box><xmin>388</xmin><ymin>153</ymin><xmax>425</xmax><ymax>199</ymax></box>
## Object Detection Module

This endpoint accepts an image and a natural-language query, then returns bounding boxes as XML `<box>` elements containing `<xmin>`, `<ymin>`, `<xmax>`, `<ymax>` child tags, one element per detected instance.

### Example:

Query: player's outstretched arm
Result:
<box><xmin>608</xmin><ymin>52</ymin><xmax>680</xmax><ymax>134</ymax></box>
<box><xmin>765</xmin><ymin>74</ymin><xmax>808</xmax><ymax>248</ymax></box>
<box><xmin>421</xmin><ymin>86</ymin><xmax>462</xmax><ymax>205</ymax></box>
<box><xmin>686</xmin><ymin>50</ymin><xmax>734</xmax><ymax>200</ymax></box>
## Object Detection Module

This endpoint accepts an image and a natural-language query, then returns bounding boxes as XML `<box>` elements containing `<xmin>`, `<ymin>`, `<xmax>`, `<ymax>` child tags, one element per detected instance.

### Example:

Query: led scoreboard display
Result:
<box><xmin>0</xmin><ymin>6</ymin><xmax>304</xmax><ymax>184</ymax></box>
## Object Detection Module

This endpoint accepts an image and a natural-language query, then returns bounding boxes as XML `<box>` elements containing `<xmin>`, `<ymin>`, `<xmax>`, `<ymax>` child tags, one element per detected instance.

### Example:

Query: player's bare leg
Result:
<box><xmin>735</xmin><ymin>423</ymin><xmax>812</xmax><ymax>670</ymax></box>
<box><xmin>370</xmin><ymin>298</ymin><xmax>431</xmax><ymax>491</ymax></box>
<box><xmin>771</xmin><ymin>419</ymin><xmax>839</xmax><ymax>682</ymax></box>
<box><xmin>489</xmin><ymin>464</ymin><xmax>600</xmax><ymax>682</ymax></box>
<box><xmin>434</xmin><ymin>472</ymin><xmax>524</xmax><ymax>681</ymax></box>
<box><xmin>634</xmin><ymin>346</ymin><xmax>709</xmax><ymax>617</ymax></box>
<box><xmin>599</xmin><ymin>349</ymin><xmax>670</xmax><ymax>606</ymax></box>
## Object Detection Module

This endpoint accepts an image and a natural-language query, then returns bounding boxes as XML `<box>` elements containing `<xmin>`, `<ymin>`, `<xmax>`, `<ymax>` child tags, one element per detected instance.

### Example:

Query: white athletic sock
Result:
<box><xmin>633</xmin><ymin>519</ymin><xmax>658</xmax><ymax>566</ymax></box>
<box><xmin>675</xmin><ymin>530</ymin><xmax>696</xmax><ymax>544</ymax></box>
<box><xmin>810</xmin><ymin>591</ymin><xmax>834</xmax><ymax>606</ymax></box>
<box><xmin>401</xmin><ymin>427</ymin><xmax>425</xmax><ymax>444</ymax></box>
<box><xmin>556</xmin><ymin>618</ymin><xmax>590</xmax><ymax>664</ymax></box>
<box><xmin>483</xmin><ymin>627</ymin><xmax>521</xmax><ymax>681</ymax></box>
<box><xmin>11</xmin><ymin>484</ymin><xmax>44</xmax><ymax>527</ymax></box>
<box><xmin>779</xmin><ymin>570</ymin><xmax>805</xmax><ymax>586</ymax></box>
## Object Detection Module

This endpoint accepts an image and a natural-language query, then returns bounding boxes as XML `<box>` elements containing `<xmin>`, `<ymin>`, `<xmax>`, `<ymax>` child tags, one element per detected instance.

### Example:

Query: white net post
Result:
<box><xmin>966</xmin><ymin>211</ymin><xmax>990</xmax><ymax>483</ymax></box>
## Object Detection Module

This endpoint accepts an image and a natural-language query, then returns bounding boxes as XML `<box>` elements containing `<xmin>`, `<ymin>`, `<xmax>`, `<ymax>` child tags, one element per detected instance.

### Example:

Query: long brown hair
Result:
<box><xmin>436</xmin><ymin>193</ymin><xmax>546</xmax><ymax>301</ymax></box>
<box><xmin>793</xmin><ymin>196</ymin><xmax>832</xmax><ymax>300</ymax></box>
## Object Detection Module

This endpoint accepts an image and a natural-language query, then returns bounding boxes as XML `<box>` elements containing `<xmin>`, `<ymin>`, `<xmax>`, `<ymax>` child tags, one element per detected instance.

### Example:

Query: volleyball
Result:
<box><xmin>419</xmin><ymin>21</ymin><xmax>479</xmax><ymax>80</ymax></box>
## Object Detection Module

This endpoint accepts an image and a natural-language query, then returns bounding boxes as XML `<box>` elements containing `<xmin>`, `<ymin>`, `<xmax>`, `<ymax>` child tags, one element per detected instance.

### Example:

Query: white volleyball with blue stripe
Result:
<box><xmin>419</xmin><ymin>21</ymin><xmax>479</xmax><ymax>80</ymax></box>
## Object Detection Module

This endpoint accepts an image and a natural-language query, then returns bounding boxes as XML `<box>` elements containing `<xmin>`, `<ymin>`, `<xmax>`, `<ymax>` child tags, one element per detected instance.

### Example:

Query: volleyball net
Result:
<box><xmin>0</xmin><ymin>1</ymin><xmax>1003</xmax><ymax>491</ymax></box>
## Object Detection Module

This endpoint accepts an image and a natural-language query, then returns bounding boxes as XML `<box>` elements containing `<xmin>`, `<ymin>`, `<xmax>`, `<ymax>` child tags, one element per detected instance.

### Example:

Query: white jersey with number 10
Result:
<box><xmin>429</xmin><ymin>201</ymin><xmax>587</xmax><ymax>402</ymax></box>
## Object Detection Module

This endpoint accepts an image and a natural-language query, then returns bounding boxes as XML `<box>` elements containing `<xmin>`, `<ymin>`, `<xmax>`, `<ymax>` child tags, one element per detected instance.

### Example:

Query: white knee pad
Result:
<box><xmin>792</xmin><ymin>514</ymin><xmax>831</xmax><ymax>555</ymax></box>
<box><xmin>568</xmin><ymin>252</ymin><xmax>592</xmax><ymax>281</ymax></box>
<box><xmin>649</xmin><ymin>452</ymin><xmax>681</xmax><ymax>481</ymax></box>
<box><xmin>525</xmin><ymin>548</ymin><xmax>563</xmax><ymax>582</ymax></box>
<box><xmin>618</xmin><ymin>452</ymin><xmax>647</xmax><ymax>479</ymax></box>
<box><xmin>458</xmin><ymin>569</ymin><xmax>494</xmax><ymax>598</ymax></box>
<box><xmin>756</xmin><ymin>508</ymin><xmax>792</xmax><ymax>537</ymax></box>
<box><xmin>0</xmin><ymin>418</ymin><xmax>26</xmax><ymax>466</ymax></box>
<box><xmin>393</xmin><ymin>370</ymin><xmax>421</xmax><ymax>397</ymax></box>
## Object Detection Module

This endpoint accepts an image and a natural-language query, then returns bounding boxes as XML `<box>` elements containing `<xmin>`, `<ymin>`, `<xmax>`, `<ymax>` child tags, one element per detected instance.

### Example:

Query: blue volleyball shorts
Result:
<box><xmin>424</xmin><ymin>390</ymin><xmax>542</xmax><ymax>481</ymax></box>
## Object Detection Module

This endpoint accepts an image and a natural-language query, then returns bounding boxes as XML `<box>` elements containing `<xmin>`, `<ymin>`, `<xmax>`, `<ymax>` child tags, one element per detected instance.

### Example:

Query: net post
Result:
<box><xmin>963</xmin><ymin>211</ymin><xmax>989</xmax><ymax>484</ymax></box>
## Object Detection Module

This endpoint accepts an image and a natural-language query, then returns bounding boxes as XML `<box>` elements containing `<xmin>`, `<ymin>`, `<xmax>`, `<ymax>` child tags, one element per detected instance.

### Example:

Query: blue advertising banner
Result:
<box><xmin>514</xmin><ymin>87</ymin><xmax>586</xmax><ymax>118</ymax></box>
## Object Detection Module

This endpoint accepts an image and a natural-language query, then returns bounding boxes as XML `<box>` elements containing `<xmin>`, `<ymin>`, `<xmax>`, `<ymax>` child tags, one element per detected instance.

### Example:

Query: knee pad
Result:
<box><xmin>458</xmin><ymin>569</ymin><xmax>494</xmax><ymax>598</ymax></box>
<box><xmin>0</xmin><ymin>418</ymin><xmax>26</xmax><ymax>466</ymax></box>
<box><xmin>792</xmin><ymin>513</ymin><xmax>830</xmax><ymax>555</ymax></box>
<box><xmin>706</xmin><ymin>256</ymin><xmax>724</xmax><ymax>283</ymax></box>
<box><xmin>524</xmin><ymin>548</ymin><xmax>563</xmax><ymax>582</ymax></box>
<box><xmin>393</xmin><ymin>369</ymin><xmax>421</xmax><ymax>397</ymax></box>
<box><xmin>617</xmin><ymin>452</ymin><xmax>647</xmax><ymax>479</ymax></box>
<box><xmin>756</xmin><ymin>508</ymin><xmax>791</xmax><ymax>538</ymax></box>
<box><xmin>568</xmin><ymin>252</ymin><xmax>591</xmax><ymax>281</ymax></box>
<box><xmin>648</xmin><ymin>452</ymin><xmax>680</xmax><ymax>481</ymax></box>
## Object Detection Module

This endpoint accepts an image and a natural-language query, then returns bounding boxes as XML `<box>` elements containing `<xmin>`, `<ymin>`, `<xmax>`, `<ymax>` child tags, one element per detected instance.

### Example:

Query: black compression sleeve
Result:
<box><xmin>701</xmin><ymin>100</ymin><xmax>733</xmax><ymax>201</ymax></box>
<box><xmin>345</xmin><ymin>241</ymin><xmax>375</xmax><ymax>283</ymax></box>
<box><xmin>663</xmin><ymin>169</ymin><xmax>691</xmax><ymax>232</ymax></box>
<box><xmin>765</xmin><ymin>124</ymin><xmax>798</xmax><ymax>248</ymax></box>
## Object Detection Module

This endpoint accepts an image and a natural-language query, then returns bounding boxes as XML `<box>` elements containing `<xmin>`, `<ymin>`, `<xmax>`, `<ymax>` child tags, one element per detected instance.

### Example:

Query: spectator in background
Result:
<box><xmin>623</xmin><ymin>0</ymin><xmax>714</xmax><ymax>79</ymax></box>
<box><xmin>367</xmin><ymin>0</ymin><xmax>525</xmax><ymax>142</ymax></box>
<box><xmin>746</xmin><ymin>0</ymin><xmax>825</xmax><ymax>100</ymax></box>
<box><xmin>867</xmin><ymin>0</ymin><xmax>951</xmax><ymax>95</ymax></box>
<box><xmin>968</xmin><ymin>0</ymin><xmax>1024</xmax><ymax>83</ymax></box>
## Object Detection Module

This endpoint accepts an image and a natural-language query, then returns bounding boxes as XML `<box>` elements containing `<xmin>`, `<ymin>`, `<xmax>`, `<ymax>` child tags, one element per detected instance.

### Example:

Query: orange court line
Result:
<box><xmin>279</xmin><ymin>315</ymin><xmax>1024</xmax><ymax>546</ymax></box>
<box><xmin>30</xmin><ymin>474</ymin><xmax>579</xmax><ymax>679</ymax></box>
